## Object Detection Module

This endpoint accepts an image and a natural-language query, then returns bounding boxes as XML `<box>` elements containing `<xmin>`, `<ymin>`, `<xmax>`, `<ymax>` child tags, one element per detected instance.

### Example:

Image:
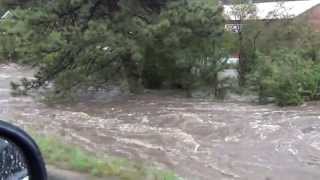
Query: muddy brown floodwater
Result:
<box><xmin>1</xmin><ymin>64</ymin><xmax>320</xmax><ymax>180</ymax></box>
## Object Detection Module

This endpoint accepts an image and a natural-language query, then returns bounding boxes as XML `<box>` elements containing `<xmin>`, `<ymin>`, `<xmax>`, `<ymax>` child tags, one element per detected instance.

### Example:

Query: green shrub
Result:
<box><xmin>251</xmin><ymin>49</ymin><xmax>320</xmax><ymax>106</ymax></box>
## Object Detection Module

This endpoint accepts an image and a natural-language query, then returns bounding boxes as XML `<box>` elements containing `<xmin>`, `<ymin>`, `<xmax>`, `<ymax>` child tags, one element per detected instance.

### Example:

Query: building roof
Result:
<box><xmin>1</xmin><ymin>11</ymin><xmax>12</xmax><ymax>19</ymax></box>
<box><xmin>224</xmin><ymin>0</ymin><xmax>320</xmax><ymax>20</ymax></box>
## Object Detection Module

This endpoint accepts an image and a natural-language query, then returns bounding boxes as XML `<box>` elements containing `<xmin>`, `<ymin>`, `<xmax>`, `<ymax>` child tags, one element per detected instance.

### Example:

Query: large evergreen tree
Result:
<box><xmin>0</xmin><ymin>0</ymin><xmax>226</xmax><ymax>98</ymax></box>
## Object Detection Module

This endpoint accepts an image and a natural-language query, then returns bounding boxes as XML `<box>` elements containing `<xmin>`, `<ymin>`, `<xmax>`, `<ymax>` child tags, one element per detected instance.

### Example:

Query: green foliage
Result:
<box><xmin>0</xmin><ymin>34</ymin><xmax>16</xmax><ymax>61</ymax></box>
<box><xmin>250</xmin><ymin>49</ymin><xmax>320</xmax><ymax>106</ymax></box>
<box><xmin>227</xmin><ymin>0</ymin><xmax>320</xmax><ymax>106</ymax></box>
<box><xmin>1</xmin><ymin>0</ymin><xmax>227</xmax><ymax>98</ymax></box>
<box><xmin>143</xmin><ymin>1</ymin><xmax>226</xmax><ymax>95</ymax></box>
<box><xmin>5</xmin><ymin>0</ymin><xmax>320</xmax><ymax>106</ymax></box>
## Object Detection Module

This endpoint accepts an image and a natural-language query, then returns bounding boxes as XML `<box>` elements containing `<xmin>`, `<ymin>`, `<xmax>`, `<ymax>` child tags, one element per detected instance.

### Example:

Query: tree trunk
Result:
<box><xmin>122</xmin><ymin>54</ymin><xmax>143</xmax><ymax>94</ymax></box>
<box><xmin>238</xmin><ymin>31</ymin><xmax>246</xmax><ymax>87</ymax></box>
<box><xmin>211</xmin><ymin>72</ymin><xmax>219</xmax><ymax>97</ymax></box>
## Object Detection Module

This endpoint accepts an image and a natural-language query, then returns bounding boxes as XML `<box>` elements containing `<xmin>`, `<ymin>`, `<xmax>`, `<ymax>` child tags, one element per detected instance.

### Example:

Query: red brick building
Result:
<box><xmin>305</xmin><ymin>3</ymin><xmax>320</xmax><ymax>30</ymax></box>
<box><xmin>223</xmin><ymin>0</ymin><xmax>320</xmax><ymax>64</ymax></box>
<box><xmin>224</xmin><ymin>0</ymin><xmax>320</xmax><ymax>31</ymax></box>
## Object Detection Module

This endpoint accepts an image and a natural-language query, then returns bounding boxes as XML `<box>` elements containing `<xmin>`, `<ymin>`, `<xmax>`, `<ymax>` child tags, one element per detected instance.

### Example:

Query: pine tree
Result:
<box><xmin>1</xmin><ymin>0</ymin><xmax>226</xmax><ymax>98</ymax></box>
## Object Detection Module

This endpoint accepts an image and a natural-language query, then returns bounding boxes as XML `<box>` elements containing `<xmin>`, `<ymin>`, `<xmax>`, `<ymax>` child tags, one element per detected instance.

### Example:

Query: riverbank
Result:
<box><xmin>35</xmin><ymin>135</ymin><xmax>178</xmax><ymax>180</ymax></box>
<box><xmin>47</xmin><ymin>166</ymin><xmax>115</xmax><ymax>180</ymax></box>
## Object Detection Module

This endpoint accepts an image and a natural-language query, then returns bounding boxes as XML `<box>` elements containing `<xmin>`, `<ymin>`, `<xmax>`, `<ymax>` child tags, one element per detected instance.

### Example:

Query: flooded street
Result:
<box><xmin>1</xmin><ymin>64</ymin><xmax>320</xmax><ymax>180</ymax></box>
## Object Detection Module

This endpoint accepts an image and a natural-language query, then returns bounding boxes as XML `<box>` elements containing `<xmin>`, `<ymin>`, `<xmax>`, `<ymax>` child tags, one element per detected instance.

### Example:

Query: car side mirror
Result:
<box><xmin>0</xmin><ymin>120</ymin><xmax>47</xmax><ymax>180</ymax></box>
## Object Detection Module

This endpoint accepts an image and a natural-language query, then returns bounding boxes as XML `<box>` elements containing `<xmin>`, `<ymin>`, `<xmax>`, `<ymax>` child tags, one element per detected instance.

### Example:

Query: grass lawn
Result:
<box><xmin>33</xmin><ymin>135</ymin><xmax>180</xmax><ymax>180</ymax></box>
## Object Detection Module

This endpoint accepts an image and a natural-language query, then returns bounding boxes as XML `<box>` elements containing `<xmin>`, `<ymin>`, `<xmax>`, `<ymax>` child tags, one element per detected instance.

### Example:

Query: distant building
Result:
<box><xmin>223</xmin><ymin>0</ymin><xmax>320</xmax><ymax>64</ymax></box>
<box><xmin>223</xmin><ymin>0</ymin><xmax>320</xmax><ymax>31</ymax></box>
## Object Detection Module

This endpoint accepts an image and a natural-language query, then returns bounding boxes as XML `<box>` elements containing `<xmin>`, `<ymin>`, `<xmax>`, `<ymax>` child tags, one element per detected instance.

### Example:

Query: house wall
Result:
<box><xmin>305</xmin><ymin>4</ymin><xmax>320</xmax><ymax>31</ymax></box>
<box><xmin>224</xmin><ymin>3</ymin><xmax>320</xmax><ymax>31</ymax></box>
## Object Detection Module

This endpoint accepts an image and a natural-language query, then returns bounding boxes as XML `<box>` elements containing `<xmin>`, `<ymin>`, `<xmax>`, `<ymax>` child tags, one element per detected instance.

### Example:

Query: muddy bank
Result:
<box><xmin>47</xmin><ymin>166</ymin><xmax>117</xmax><ymax>180</ymax></box>
<box><xmin>1</xmin><ymin>64</ymin><xmax>320</xmax><ymax>180</ymax></box>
